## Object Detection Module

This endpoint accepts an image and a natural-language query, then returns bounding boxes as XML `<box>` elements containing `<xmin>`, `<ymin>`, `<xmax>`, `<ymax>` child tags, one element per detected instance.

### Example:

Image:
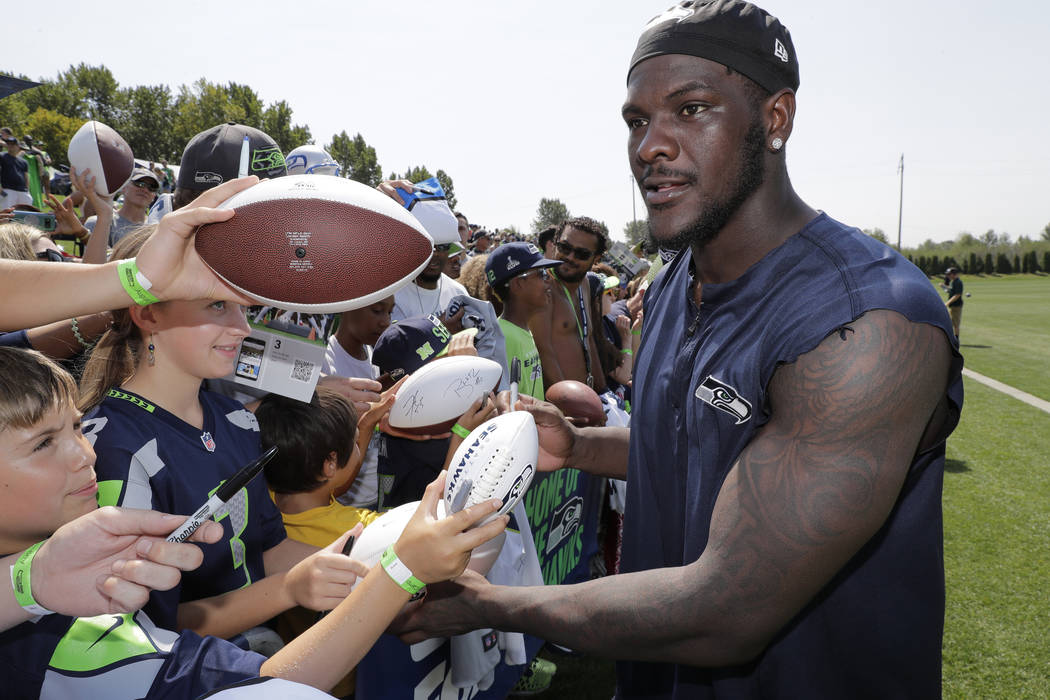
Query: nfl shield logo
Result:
<box><xmin>200</xmin><ymin>431</ymin><xmax>216</xmax><ymax>452</ymax></box>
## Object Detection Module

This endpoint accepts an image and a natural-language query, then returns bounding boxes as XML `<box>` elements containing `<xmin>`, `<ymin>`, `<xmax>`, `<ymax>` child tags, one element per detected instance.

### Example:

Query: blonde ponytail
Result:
<box><xmin>77</xmin><ymin>224</ymin><xmax>157</xmax><ymax>413</ymax></box>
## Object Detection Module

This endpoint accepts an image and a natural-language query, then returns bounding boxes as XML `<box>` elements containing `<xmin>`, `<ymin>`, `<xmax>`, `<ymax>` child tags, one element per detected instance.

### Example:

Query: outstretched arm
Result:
<box><xmin>0</xmin><ymin>507</ymin><xmax>223</xmax><ymax>631</ymax></box>
<box><xmin>261</xmin><ymin>475</ymin><xmax>507</xmax><ymax>691</ymax></box>
<box><xmin>400</xmin><ymin>310</ymin><xmax>952</xmax><ymax>665</ymax></box>
<box><xmin>0</xmin><ymin>177</ymin><xmax>258</xmax><ymax>331</ymax></box>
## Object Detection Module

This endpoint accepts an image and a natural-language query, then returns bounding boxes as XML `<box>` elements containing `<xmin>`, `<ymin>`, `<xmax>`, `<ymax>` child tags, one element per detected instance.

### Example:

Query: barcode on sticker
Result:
<box><xmin>290</xmin><ymin>358</ymin><xmax>314</xmax><ymax>383</ymax></box>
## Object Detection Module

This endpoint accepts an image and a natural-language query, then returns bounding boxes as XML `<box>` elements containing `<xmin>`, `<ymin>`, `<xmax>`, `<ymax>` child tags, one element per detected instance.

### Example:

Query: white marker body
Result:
<box><xmin>237</xmin><ymin>135</ymin><xmax>250</xmax><ymax>178</ymax></box>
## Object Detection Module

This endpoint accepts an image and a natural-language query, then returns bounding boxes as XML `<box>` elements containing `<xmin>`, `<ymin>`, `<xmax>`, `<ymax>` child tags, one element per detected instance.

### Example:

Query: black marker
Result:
<box><xmin>509</xmin><ymin>358</ymin><xmax>521</xmax><ymax>409</ymax></box>
<box><xmin>166</xmin><ymin>446</ymin><xmax>278</xmax><ymax>543</ymax></box>
<box><xmin>318</xmin><ymin>533</ymin><xmax>358</xmax><ymax>620</ymax></box>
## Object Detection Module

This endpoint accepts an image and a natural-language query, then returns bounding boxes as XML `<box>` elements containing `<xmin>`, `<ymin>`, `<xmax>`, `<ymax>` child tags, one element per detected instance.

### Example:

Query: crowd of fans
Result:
<box><xmin>0</xmin><ymin>118</ymin><xmax>653</xmax><ymax>699</ymax></box>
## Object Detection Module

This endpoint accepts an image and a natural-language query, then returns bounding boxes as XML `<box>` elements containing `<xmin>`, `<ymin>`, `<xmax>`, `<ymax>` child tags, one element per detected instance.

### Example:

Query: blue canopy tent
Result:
<box><xmin>0</xmin><ymin>74</ymin><xmax>41</xmax><ymax>100</ymax></box>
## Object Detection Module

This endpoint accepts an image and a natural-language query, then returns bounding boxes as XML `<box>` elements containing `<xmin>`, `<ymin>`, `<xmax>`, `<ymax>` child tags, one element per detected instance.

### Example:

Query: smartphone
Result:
<box><xmin>11</xmin><ymin>210</ymin><xmax>57</xmax><ymax>232</ymax></box>
<box><xmin>235</xmin><ymin>337</ymin><xmax>266</xmax><ymax>381</ymax></box>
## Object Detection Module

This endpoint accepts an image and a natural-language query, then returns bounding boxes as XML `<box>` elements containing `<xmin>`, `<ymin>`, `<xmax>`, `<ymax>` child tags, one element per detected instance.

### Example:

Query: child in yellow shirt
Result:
<box><xmin>257</xmin><ymin>387</ymin><xmax>384</xmax><ymax>698</ymax></box>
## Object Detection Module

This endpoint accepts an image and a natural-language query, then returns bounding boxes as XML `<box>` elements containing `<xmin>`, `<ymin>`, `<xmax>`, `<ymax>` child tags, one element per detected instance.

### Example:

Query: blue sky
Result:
<box><xmin>9</xmin><ymin>0</ymin><xmax>1048</xmax><ymax>246</ymax></box>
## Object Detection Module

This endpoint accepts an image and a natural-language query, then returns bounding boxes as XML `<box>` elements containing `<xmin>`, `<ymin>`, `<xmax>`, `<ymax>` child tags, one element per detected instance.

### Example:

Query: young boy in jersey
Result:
<box><xmin>484</xmin><ymin>242</ymin><xmax>560</xmax><ymax>401</ymax></box>
<box><xmin>0</xmin><ymin>346</ymin><xmax>507</xmax><ymax>699</ymax></box>
<box><xmin>322</xmin><ymin>296</ymin><xmax>394</xmax><ymax>510</ymax></box>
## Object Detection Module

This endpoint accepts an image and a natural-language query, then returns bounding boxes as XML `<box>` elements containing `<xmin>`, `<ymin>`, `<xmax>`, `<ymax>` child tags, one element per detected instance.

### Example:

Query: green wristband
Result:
<box><xmin>10</xmin><ymin>541</ymin><xmax>54</xmax><ymax>616</ymax></box>
<box><xmin>380</xmin><ymin>546</ymin><xmax>426</xmax><ymax>595</ymax></box>
<box><xmin>450</xmin><ymin>423</ymin><xmax>471</xmax><ymax>439</ymax></box>
<box><xmin>621</xmin><ymin>348</ymin><xmax>633</xmax><ymax>355</ymax></box>
<box><xmin>631</xmin><ymin>329</ymin><xmax>641</xmax><ymax>336</ymax></box>
<box><xmin>117</xmin><ymin>258</ymin><xmax>160</xmax><ymax>306</ymax></box>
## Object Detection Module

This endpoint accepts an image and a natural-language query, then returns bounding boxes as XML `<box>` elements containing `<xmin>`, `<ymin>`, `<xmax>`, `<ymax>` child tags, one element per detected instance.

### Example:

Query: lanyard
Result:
<box><xmin>554</xmin><ymin>272</ymin><xmax>593</xmax><ymax>386</ymax></box>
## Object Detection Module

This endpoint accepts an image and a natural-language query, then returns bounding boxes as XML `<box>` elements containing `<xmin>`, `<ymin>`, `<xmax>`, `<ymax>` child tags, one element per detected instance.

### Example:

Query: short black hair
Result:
<box><xmin>489</xmin><ymin>279</ymin><xmax>511</xmax><ymax>303</ymax></box>
<box><xmin>537</xmin><ymin>226</ymin><xmax>557</xmax><ymax>250</ymax></box>
<box><xmin>256</xmin><ymin>387</ymin><xmax>358</xmax><ymax>495</ymax></box>
<box><xmin>557</xmin><ymin>216</ymin><xmax>609</xmax><ymax>258</ymax></box>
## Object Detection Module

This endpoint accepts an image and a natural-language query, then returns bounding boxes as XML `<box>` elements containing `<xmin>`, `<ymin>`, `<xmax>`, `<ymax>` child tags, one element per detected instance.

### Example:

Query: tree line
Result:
<box><xmin>0</xmin><ymin>64</ymin><xmax>457</xmax><ymax>207</ymax></box>
<box><xmin>864</xmin><ymin>226</ymin><xmax>1050</xmax><ymax>277</ymax></box>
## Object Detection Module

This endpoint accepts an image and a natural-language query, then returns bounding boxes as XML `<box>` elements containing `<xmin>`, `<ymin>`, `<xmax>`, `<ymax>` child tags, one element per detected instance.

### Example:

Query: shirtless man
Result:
<box><xmin>529</xmin><ymin>216</ymin><xmax>608</xmax><ymax>394</ymax></box>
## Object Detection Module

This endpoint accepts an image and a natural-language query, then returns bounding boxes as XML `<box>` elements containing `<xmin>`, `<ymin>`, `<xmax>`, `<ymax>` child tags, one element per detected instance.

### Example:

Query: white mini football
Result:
<box><xmin>388</xmin><ymin>356</ymin><xmax>503</xmax><ymax>435</ymax></box>
<box><xmin>445</xmin><ymin>411</ymin><xmax>538</xmax><ymax>527</ymax></box>
<box><xmin>348</xmin><ymin>501</ymin><xmax>418</xmax><ymax>590</ymax></box>
<box><xmin>67</xmin><ymin>120</ymin><xmax>135</xmax><ymax>196</ymax></box>
<box><xmin>347</xmin><ymin>500</ymin><xmax>507</xmax><ymax>589</ymax></box>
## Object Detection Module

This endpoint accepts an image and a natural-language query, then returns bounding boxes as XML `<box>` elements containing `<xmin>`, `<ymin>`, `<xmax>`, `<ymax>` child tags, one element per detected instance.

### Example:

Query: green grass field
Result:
<box><xmin>533</xmin><ymin>275</ymin><xmax>1050</xmax><ymax>697</ymax></box>
<box><xmin>940</xmin><ymin>274</ymin><xmax>1050</xmax><ymax>400</ymax></box>
<box><xmin>940</xmin><ymin>273</ymin><xmax>1050</xmax><ymax>697</ymax></box>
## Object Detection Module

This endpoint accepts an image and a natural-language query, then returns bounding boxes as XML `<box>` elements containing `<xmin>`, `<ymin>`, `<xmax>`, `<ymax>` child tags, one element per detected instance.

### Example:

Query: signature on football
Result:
<box><xmin>446</xmin><ymin>369</ymin><xmax>484</xmax><ymax>398</ymax></box>
<box><xmin>405</xmin><ymin>390</ymin><xmax>425</xmax><ymax>416</ymax></box>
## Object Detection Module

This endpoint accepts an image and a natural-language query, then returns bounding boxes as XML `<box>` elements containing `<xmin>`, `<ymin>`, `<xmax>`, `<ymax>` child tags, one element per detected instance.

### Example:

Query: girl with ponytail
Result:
<box><xmin>81</xmin><ymin>226</ymin><xmax>362</xmax><ymax>642</ymax></box>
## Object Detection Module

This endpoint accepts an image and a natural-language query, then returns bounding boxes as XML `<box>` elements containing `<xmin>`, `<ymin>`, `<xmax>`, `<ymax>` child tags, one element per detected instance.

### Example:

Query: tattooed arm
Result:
<box><xmin>398</xmin><ymin>310</ymin><xmax>952</xmax><ymax>665</ymax></box>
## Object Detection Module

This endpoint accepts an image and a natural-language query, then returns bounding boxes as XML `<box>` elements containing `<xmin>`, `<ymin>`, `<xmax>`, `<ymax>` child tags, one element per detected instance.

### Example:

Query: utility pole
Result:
<box><xmin>896</xmin><ymin>153</ymin><xmax>904</xmax><ymax>251</ymax></box>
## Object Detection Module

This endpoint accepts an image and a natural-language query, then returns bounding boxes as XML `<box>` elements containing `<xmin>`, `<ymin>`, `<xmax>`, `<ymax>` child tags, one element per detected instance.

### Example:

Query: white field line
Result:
<box><xmin>962</xmin><ymin>368</ymin><xmax>1050</xmax><ymax>415</ymax></box>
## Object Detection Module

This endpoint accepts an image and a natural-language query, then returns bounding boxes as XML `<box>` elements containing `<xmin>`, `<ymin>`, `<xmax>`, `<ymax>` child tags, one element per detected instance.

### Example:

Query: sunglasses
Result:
<box><xmin>518</xmin><ymin>268</ymin><xmax>551</xmax><ymax>281</ymax></box>
<box><xmin>433</xmin><ymin>244</ymin><xmax>452</xmax><ymax>252</ymax></box>
<box><xmin>555</xmin><ymin>240</ymin><xmax>596</xmax><ymax>261</ymax></box>
<box><xmin>131</xmin><ymin>179</ymin><xmax>159</xmax><ymax>192</ymax></box>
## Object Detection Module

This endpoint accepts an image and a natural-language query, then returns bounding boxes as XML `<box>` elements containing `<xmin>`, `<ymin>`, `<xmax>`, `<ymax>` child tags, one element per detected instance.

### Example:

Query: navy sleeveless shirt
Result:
<box><xmin>618</xmin><ymin>214</ymin><xmax>963</xmax><ymax>699</ymax></box>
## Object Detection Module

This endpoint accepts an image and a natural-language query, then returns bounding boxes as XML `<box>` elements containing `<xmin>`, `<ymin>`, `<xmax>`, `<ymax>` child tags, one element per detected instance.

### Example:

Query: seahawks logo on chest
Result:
<box><xmin>695</xmin><ymin>375</ymin><xmax>753</xmax><ymax>424</ymax></box>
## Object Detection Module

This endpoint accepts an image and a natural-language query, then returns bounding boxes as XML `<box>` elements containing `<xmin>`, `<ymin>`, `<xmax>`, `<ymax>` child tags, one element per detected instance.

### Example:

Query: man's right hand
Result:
<box><xmin>392</xmin><ymin>570</ymin><xmax>491</xmax><ymax>643</ymax></box>
<box><xmin>496</xmin><ymin>393</ymin><xmax>576</xmax><ymax>472</ymax></box>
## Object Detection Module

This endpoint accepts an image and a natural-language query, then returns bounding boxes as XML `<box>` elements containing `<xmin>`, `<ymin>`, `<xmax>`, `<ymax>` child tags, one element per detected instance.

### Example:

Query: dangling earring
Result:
<box><xmin>148</xmin><ymin>333</ymin><xmax>156</xmax><ymax>366</ymax></box>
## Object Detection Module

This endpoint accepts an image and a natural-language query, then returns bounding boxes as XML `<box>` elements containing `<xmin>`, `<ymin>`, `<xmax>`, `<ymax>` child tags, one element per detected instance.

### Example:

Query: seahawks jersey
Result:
<box><xmin>84</xmin><ymin>388</ymin><xmax>286</xmax><ymax>630</ymax></box>
<box><xmin>0</xmin><ymin>610</ymin><xmax>263</xmax><ymax>700</ymax></box>
<box><xmin>621</xmin><ymin>213</ymin><xmax>963</xmax><ymax>698</ymax></box>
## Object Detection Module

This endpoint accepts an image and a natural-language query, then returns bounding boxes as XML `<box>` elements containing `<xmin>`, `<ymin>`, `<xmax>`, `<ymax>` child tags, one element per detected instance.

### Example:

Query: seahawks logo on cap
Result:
<box><xmin>251</xmin><ymin>146</ymin><xmax>285</xmax><ymax>172</ymax></box>
<box><xmin>695</xmin><ymin>375</ymin><xmax>752</xmax><ymax>424</ymax></box>
<box><xmin>194</xmin><ymin>171</ymin><xmax>223</xmax><ymax>185</ymax></box>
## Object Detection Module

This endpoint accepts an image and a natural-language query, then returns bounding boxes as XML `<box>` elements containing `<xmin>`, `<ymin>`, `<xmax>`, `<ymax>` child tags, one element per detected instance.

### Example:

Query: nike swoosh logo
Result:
<box><xmin>88</xmin><ymin>616</ymin><xmax>124</xmax><ymax>649</ymax></box>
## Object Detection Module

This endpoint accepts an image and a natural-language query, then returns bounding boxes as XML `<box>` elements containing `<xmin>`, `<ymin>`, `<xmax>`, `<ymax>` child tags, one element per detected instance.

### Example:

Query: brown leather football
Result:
<box><xmin>546</xmin><ymin>380</ymin><xmax>607</xmax><ymax>427</ymax></box>
<box><xmin>194</xmin><ymin>175</ymin><xmax>434</xmax><ymax>313</ymax></box>
<box><xmin>67</xmin><ymin>121</ymin><xmax>135</xmax><ymax>196</ymax></box>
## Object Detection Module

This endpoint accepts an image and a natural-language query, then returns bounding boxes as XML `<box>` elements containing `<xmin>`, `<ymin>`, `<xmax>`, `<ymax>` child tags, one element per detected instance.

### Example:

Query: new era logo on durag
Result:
<box><xmin>774</xmin><ymin>38</ymin><xmax>789</xmax><ymax>63</ymax></box>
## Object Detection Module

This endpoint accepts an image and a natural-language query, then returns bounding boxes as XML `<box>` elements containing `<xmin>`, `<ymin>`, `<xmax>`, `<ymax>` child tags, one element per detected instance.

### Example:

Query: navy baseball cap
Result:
<box><xmin>177</xmin><ymin>122</ymin><xmax>286</xmax><ymax>190</ymax></box>
<box><xmin>372</xmin><ymin>314</ymin><xmax>452</xmax><ymax>376</ymax></box>
<box><xmin>485</xmin><ymin>242</ymin><xmax>560</xmax><ymax>287</ymax></box>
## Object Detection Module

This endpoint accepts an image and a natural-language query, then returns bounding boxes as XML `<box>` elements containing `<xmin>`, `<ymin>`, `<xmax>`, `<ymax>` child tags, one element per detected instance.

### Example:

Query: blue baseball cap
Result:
<box><xmin>485</xmin><ymin>242</ymin><xmax>560</xmax><ymax>287</ymax></box>
<box><xmin>372</xmin><ymin>314</ymin><xmax>451</xmax><ymax>376</ymax></box>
